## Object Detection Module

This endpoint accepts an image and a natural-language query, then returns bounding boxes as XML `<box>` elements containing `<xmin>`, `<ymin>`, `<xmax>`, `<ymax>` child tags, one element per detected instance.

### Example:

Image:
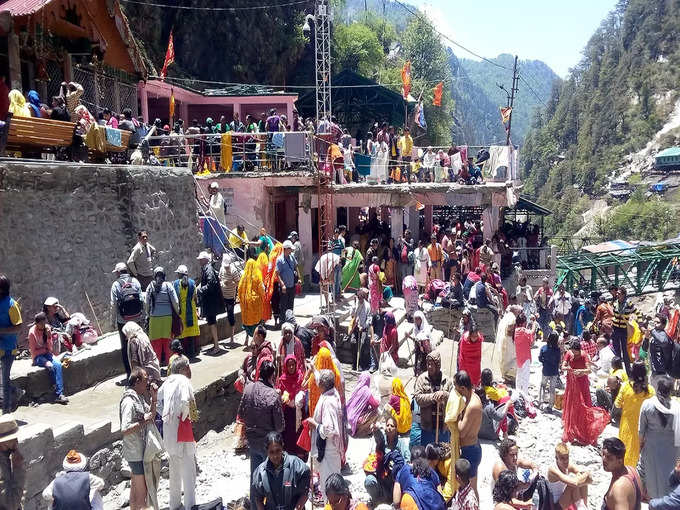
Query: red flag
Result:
<box><xmin>169</xmin><ymin>89</ymin><xmax>175</xmax><ymax>120</ymax></box>
<box><xmin>160</xmin><ymin>30</ymin><xmax>175</xmax><ymax>80</ymax></box>
<box><xmin>432</xmin><ymin>81</ymin><xmax>443</xmax><ymax>106</ymax></box>
<box><xmin>401</xmin><ymin>61</ymin><xmax>412</xmax><ymax>99</ymax></box>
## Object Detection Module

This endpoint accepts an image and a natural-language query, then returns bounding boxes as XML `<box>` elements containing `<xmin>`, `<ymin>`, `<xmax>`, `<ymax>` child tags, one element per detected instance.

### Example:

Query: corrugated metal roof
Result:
<box><xmin>657</xmin><ymin>147</ymin><xmax>680</xmax><ymax>158</ymax></box>
<box><xmin>0</xmin><ymin>0</ymin><xmax>54</xmax><ymax>16</ymax></box>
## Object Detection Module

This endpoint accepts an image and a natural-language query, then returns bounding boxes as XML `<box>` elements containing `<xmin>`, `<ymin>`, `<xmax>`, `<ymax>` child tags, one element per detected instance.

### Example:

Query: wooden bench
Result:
<box><xmin>105</xmin><ymin>128</ymin><xmax>131</xmax><ymax>153</ymax></box>
<box><xmin>3</xmin><ymin>114</ymin><xmax>76</xmax><ymax>155</ymax></box>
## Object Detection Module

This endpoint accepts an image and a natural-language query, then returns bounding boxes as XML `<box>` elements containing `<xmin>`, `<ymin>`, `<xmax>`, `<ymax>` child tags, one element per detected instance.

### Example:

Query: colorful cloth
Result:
<box><xmin>341</xmin><ymin>247</ymin><xmax>364</xmax><ymax>291</ymax></box>
<box><xmin>346</xmin><ymin>371</ymin><xmax>377</xmax><ymax>435</ymax></box>
<box><xmin>8</xmin><ymin>90</ymin><xmax>31</xmax><ymax>117</ymax></box>
<box><xmin>355</xmin><ymin>153</ymin><xmax>372</xmax><ymax>176</ymax></box>
<box><xmin>390</xmin><ymin>378</ymin><xmax>412</xmax><ymax>434</ymax></box>
<box><xmin>174</xmin><ymin>280</ymin><xmax>200</xmax><ymax>338</ymax></box>
<box><xmin>309</xmin><ymin>347</ymin><xmax>343</xmax><ymax>418</ymax></box>
<box><xmin>263</xmin><ymin>243</ymin><xmax>283</xmax><ymax>321</ymax></box>
<box><xmin>237</xmin><ymin>259</ymin><xmax>265</xmax><ymax>327</ymax></box>
<box><xmin>458</xmin><ymin>331</ymin><xmax>483</xmax><ymax>386</ymax></box>
<box><xmin>381</xmin><ymin>312</ymin><xmax>399</xmax><ymax>363</ymax></box>
<box><xmin>220</xmin><ymin>132</ymin><xmax>232</xmax><ymax>171</ymax></box>
<box><xmin>105</xmin><ymin>126</ymin><xmax>122</xmax><ymax>146</ymax></box>
<box><xmin>369</xmin><ymin>264</ymin><xmax>381</xmax><ymax>313</ymax></box>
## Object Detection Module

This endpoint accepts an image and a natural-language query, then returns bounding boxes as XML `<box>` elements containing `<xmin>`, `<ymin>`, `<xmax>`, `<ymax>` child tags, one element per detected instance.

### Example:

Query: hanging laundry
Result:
<box><xmin>355</xmin><ymin>153</ymin><xmax>372</xmax><ymax>176</ymax></box>
<box><xmin>450</xmin><ymin>152</ymin><xmax>463</xmax><ymax>179</ymax></box>
<box><xmin>284</xmin><ymin>132</ymin><xmax>306</xmax><ymax>165</ymax></box>
<box><xmin>483</xmin><ymin>145</ymin><xmax>512</xmax><ymax>181</ymax></box>
<box><xmin>220</xmin><ymin>132</ymin><xmax>232</xmax><ymax>172</ymax></box>
<box><xmin>272</xmin><ymin>132</ymin><xmax>285</xmax><ymax>149</ymax></box>
<box><xmin>105</xmin><ymin>126</ymin><xmax>122</xmax><ymax>147</ymax></box>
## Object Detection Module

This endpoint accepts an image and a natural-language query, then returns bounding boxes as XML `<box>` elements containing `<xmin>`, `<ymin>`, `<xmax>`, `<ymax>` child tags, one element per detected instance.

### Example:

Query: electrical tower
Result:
<box><xmin>314</xmin><ymin>0</ymin><xmax>332</xmax><ymax>123</ymax></box>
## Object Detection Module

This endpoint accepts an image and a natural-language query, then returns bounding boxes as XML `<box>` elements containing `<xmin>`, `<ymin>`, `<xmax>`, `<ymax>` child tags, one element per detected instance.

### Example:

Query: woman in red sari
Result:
<box><xmin>276</xmin><ymin>354</ymin><xmax>306</xmax><ymax>457</ymax></box>
<box><xmin>458</xmin><ymin>324</ymin><xmax>484</xmax><ymax>386</ymax></box>
<box><xmin>381</xmin><ymin>312</ymin><xmax>399</xmax><ymax>363</ymax></box>
<box><xmin>561</xmin><ymin>339</ymin><xmax>609</xmax><ymax>445</ymax></box>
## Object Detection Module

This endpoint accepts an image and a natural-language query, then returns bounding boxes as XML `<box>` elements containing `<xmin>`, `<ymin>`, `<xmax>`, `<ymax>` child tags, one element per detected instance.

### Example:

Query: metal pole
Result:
<box><xmin>314</xmin><ymin>0</ymin><xmax>332</xmax><ymax>123</ymax></box>
<box><xmin>506</xmin><ymin>55</ymin><xmax>518</xmax><ymax>145</ymax></box>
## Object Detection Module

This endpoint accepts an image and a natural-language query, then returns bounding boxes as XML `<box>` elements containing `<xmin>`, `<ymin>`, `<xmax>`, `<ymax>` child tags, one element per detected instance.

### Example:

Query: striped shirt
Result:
<box><xmin>612</xmin><ymin>298</ymin><xmax>635</xmax><ymax>329</ymax></box>
<box><xmin>219</xmin><ymin>262</ymin><xmax>240</xmax><ymax>299</ymax></box>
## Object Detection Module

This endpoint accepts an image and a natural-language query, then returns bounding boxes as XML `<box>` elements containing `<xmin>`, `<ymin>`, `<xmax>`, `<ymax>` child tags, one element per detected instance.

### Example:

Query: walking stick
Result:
<box><xmin>84</xmin><ymin>290</ymin><xmax>103</xmax><ymax>335</ymax></box>
<box><xmin>355</xmin><ymin>327</ymin><xmax>361</xmax><ymax>371</ymax></box>
<box><xmin>435</xmin><ymin>403</ymin><xmax>440</xmax><ymax>443</ymax></box>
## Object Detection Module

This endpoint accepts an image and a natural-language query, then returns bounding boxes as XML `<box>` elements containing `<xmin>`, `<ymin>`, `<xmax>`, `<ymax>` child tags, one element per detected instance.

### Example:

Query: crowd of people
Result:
<box><xmin>4</xmin><ymin>208</ymin><xmax>680</xmax><ymax>510</ymax></box>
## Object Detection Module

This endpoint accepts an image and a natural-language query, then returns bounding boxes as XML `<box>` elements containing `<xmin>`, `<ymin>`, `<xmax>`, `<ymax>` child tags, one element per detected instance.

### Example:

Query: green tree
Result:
<box><xmin>333</xmin><ymin>22</ymin><xmax>384</xmax><ymax>77</ymax></box>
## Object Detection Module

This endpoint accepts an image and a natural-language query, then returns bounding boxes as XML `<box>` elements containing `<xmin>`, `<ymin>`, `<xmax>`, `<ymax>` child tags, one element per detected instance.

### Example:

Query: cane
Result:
<box><xmin>84</xmin><ymin>290</ymin><xmax>103</xmax><ymax>335</ymax></box>
<box><xmin>355</xmin><ymin>327</ymin><xmax>361</xmax><ymax>371</ymax></box>
<box><xmin>435</xmin><ymin>403</ymin><xmax>440</xmax><ymax>443</ymax></box>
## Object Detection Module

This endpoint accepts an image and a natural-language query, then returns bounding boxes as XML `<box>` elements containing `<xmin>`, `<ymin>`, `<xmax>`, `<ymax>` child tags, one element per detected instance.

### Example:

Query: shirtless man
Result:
<box><xmin>454</xmin><ymin>370</ymin><xmax>483</xmax><ymax>500</ymax></box>
<box><xmin>547</xmin><ymin>442</ymin><xmax>591</xmax><ymax>510</ymax></box>
<box><xmin>492</xmin><ymin>438</ymin><xmax>538</xmax><ymax>506</ymax></box>
<box><xmin>601</xmin><ymin>437</ymin><xmax>642</xmax><ymax>510</ymax></box>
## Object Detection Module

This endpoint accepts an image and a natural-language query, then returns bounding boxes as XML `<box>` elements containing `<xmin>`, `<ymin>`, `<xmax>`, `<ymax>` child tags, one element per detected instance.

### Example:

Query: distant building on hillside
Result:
<box><xmin>655</xmin><ymin>147</ymin><xmax>680</xmax><ymax>171</ymax></box>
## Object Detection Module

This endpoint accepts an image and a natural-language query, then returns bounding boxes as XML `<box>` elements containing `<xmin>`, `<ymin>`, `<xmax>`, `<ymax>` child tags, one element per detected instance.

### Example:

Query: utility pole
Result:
<box><xmin>506</xmin><ymin>55</ymin><xmax>519</xmax><ymax>146</ymax></box>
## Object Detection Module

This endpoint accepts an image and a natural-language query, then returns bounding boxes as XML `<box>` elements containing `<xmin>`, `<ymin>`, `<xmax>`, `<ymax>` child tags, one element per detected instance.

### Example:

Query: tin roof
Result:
<box><xmin>656</xmin><ymin>147</ymin><xmax>680</xmax><ymax>158</ymax></box>
<box><xmin>0</xmin><ymin>0</ymin><xmax>54</xmax><ymax>16</ymax></box>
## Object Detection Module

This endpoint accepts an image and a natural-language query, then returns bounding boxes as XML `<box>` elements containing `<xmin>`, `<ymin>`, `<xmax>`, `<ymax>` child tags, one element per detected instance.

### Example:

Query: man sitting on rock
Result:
<box><xmin>42</xmin><ymin>450</ymin><xmax>105</xmax><ymax>509</ymax></box>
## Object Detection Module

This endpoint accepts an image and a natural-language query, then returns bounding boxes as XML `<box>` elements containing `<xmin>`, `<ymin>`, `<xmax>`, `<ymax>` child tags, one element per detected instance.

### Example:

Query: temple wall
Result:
<box><xmin>0</xmin><ymin>160</ymin><xmax>203</xmax><ymax>339</ymax></box>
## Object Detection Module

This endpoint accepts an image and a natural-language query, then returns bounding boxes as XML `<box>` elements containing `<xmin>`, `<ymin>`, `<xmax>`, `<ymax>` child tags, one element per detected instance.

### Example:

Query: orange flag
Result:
<box><xmin>401</xmin><ymin>61</ymin><xmax>412</xmax><ymax>99</ymax></box>
<box><xmin>160</xmin><ymin>30</ymin><xmax>175</xmax><ymax>80</ymax></box>
<box><xmin>433</xmin><ymin>81</ymin><xmax>443</xmax><ymax>106</ymax></box>
<box><xmin>169</xmin><ymin>90</ymin><xmax>175</xmax><ymax>120</ymax></box>
<box><xmin>500</xmin><ymin>106</ymin><xmax>512</xmax><ymax>123</ymax></box>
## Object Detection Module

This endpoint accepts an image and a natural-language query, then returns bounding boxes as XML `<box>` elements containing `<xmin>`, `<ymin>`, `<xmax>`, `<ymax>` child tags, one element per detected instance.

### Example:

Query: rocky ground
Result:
<box><xmin>103</xmin><ymin>330</ymin><xmax>644</xmax><ymax>510</ymax></box>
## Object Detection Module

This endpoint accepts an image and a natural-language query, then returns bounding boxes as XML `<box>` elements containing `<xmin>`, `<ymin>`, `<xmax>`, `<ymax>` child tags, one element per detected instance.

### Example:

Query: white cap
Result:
<box><xmin>209</xmin><ymin>182</ymin><xmax>219</xmax><ymax>189</ymax></box>
<box><xmin>112</xmin><ymin>262</ymin><xmax>127</xmax><ymax>273</ymax></box>
<box><xmin>44</xmin><ymin>296</ymin><xmax>59</xmax><ymax>306</ymax></box>
<box><xmin>175</xmin><ymin>264</ymin><xmax>188</xmax><ymax>275</ymax></box>
<box><xmin>283</xmin><ymin>240</ymin><xmax>294</xmax><ymax>250</ymax></box>
<box><xmin>197</xmin><ymin>251</ymin><xmax>211</xmax><ymax>261</ymax></box>
<box><xmin>153</xmin><ymin>266</ymin><xmax>165</xmax><ymax>275</ymax></box>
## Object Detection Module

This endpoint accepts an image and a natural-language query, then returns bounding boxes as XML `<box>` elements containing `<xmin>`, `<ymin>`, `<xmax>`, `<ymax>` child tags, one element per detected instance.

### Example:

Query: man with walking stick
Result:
<box><xmin>349</xmin><ymin>289</ymin><xmax>375</xmax><ymax>372</ymax></box>
<box><xmin>413</xmin><ymin>350</ymin><xmax>453</xmax><ymax>447</ymax></box>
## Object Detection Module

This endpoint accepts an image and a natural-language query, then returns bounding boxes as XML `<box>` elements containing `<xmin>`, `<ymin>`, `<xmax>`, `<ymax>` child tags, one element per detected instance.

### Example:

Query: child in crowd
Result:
<box><xmin>610</xmin><ymin>356</ymin><xmax>628</xmax><ymax>383</ymax></box>
<box><xmin>450</xmin><ymin>458</ymin><xmax>479</xmax><ymax>510</ymax></box>
<box><xmin>539</xmin><ymin>332</ymin><xmax>561</xmax><ymax>412</ymax></box>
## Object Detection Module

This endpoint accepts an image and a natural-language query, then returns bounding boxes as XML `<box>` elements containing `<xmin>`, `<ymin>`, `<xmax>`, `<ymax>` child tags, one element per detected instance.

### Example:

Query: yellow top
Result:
<box><xmin>177</xmin><ymin>284</ymin><xmax>200</xmax><ymax>338</ymax></box>
<box><xmin>484</xmin><ymin>385</ymin><xmax>509</xmax><ymax>402</ymax></box>
<box><xmin>229</xmin><ymin>229</ymin><xmax>248</xmax><ymax>249</ymax></box>
<box><xmin>615</xmin><ymin>381</ymin><xmax>655</xmax><ymax>467</ymax></box>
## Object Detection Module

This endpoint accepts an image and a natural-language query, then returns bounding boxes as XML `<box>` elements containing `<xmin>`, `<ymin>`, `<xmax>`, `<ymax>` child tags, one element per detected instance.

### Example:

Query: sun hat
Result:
<box><xmin>175</xmin><ymin>265</ymin><xmax>188</xmax><ymax>275</ymax></box>
<box><xmin>283</xmin><ymin>240</ymin><xmax>294</xmax><ymax>250</ymax></box>
<box><xmin>44</xmin><ymin>297</ymin><xmax>59</xmax><ymax>306</ymax></box>
<box><xmin>153</xmin><ymin>266</ymin><xmax>165</xmax><ymax>275</ymax></box>
<box><xmin>196</xmin><ymin>251</ymin><xmax>211</xmax><ymax>261</ymax></box>
<box><xmin>0</xmin><ymin>414</ymin><xmax>19</xmax><ymax>445</ymax></box>
<box><xmin>62</xmin><ymin>450</ymin><xmax>87</xmax><ymax>471</ymax></box>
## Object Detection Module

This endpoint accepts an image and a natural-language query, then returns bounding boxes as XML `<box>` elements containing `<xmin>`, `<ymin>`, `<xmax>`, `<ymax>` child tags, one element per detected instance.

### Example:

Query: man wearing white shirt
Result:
<box><xmin>549</xmin><ymin>284</ymin><xmax>572</xmax><ymax>322</ymax></box>
<box><xmin>593</xmin><ymin>336</ymin><xmax>616</xmax><ymax>378</ymax></box>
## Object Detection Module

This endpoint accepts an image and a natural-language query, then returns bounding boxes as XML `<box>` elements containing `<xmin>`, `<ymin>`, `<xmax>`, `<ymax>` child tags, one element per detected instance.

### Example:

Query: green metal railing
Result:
<box><xmin>556</xmin><ymin>242</ymin><xmax>680</xmax><ymax>296</ymax></box>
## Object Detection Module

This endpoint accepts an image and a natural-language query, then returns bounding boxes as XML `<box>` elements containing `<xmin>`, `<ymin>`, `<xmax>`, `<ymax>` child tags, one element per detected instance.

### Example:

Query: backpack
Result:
<box><xmin>669</xmin><ymin>341</ymin><xmax>680</xmax><ymax>379</ymax></box>
<box><xmin>117</xmin><ymin>279</ymin><xmax>143</xmax><ymax>321</ymax></box>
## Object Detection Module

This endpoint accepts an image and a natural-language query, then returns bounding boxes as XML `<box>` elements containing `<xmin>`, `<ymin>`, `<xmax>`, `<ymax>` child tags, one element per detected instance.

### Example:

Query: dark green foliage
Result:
<box><xmin>522</xmin><ymin>0</ymin><xmax>680</xmax><ymax>239</ymax></box>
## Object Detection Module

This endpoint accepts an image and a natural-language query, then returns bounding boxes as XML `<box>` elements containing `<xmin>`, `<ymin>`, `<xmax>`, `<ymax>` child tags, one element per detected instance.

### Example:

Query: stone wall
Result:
<box><xmin>0</xmin><ymin>160</ymin><xmax>203</xmax><ymax>342</ymax></box>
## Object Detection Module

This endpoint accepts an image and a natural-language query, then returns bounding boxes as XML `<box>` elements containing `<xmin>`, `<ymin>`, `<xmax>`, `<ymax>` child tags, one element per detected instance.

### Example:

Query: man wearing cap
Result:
<box><xmin>127</xmin><ymin>230</ymin><xmax>156</xmax><ymax>290</ymax></box>
<box><xmin>290</xmin><ymin>231</ymin><xmax>304</xmax><ymax>290</ymax></box>
<box><xmin>0</xmin><ymin>275</ymin><xmax>22</xmax><ymax>414</ymax></box>
<box><xmin>0</xmin><ymin>414</ymin><xmax>24</xmax><ymax>510</ymax></box>
<box><xmin>277</xmin><ymin>241</ymin><xmax>299</xmax><ymax>321</ymax></box>
<box><xmin>197</xmin><ymin>251</ymin><xmax>225</xmax><ymax>354</ymax></box>
<box><xmin>110</xmin><ymin>262</ymin><xmax>143</xmax><ymax>382</ymax></box>
<box><xmin>42</xmin><ymin>450</ymin><xmax>105</xmax><ymax>509</ymax></box>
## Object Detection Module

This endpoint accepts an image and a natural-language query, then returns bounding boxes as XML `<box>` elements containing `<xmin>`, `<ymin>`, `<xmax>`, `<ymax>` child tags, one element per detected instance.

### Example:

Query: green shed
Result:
<box><xmin>655</xmin><ymin>147</ymin><xmax>680</xmax><ymax>171</ymax></box>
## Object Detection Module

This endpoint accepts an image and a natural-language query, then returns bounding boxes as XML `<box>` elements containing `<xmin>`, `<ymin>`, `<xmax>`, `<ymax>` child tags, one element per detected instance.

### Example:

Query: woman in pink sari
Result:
<box><xmin>402</xmin><ymin>275</ymin><xmax>419</xmax><ymax>320</ymax></box>
<box><xmin>368</xmin><ymin>262</ymin><xmax>382</xmax><ymax>314</ymax></box>
<box><xmin>346</xmin><ymin>371</ymin><xmax>380</xmax><ymax>437</ymax></box>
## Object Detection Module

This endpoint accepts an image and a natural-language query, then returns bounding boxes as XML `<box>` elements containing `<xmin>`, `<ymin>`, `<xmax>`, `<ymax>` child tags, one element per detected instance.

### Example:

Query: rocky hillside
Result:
<box><xmin>521</xmin><ymin>0</ymin><xmax>680</xmax><ymax>240</ymax></box>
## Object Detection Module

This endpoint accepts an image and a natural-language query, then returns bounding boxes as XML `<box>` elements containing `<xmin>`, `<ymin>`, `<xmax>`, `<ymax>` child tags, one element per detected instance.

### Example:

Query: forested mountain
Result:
<box><xmin>459</xmin><ymin>55</ymin><xmax>558</xmax><ymax>144</ymax></box>
<box><xmin>522</xmin><ymin>0</ymin><xmax>680</xmax><ymax>240</ymax></box>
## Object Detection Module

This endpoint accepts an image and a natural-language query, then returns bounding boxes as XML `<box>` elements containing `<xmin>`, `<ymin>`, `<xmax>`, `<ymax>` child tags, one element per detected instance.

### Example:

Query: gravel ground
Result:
<box><xmin>105</xmin><ymin>340</ymin><xmax>642</xmax><ymax>510</ymax></box>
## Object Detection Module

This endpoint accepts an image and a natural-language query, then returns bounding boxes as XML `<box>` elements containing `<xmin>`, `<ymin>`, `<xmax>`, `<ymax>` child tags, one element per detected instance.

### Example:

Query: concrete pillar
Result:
<box><xmin>298</xmin><ymin>199</ymin><xmax>313</xmax><ymax>283</ymax></box>
<box><xmin>8</xmin><ymin>32</ymin><xmax>21</xmax><ymax>90</ymax></box>
<box><xmin>139</xmin><ymin>82</ymin><xmax>149</xmax><ymax>123</ymax></box>
<box><xmin>549</xmin><ymin>245</ymin><xmax>557</xmax><ymax>286</ymax></box>
<box><xmin>407</xmin><ymin>207</ymin><xmax>419</xmax><ymax>242</ymax></box>
<box><xmin>234</xmin><ymin>102</ymin><xmax>243</xmax><ymax>123</ymax></box>
<box><xmin>180</xmin><ymin>101</ymin><xmax>189</xmax><ymax>125</ymax></box>
<box><xmin>424</xmin><ymin>205</ymin><xmax>433</xmax><ymax>234</ymax></box>
<box><xmin>390</xmin><ymin>207</ymin><xmax>403</xmax><ymax>239</ymax></box>
<box><xmin>63</xmin><ymin>52</ymin><xmax>73</xmax><ymax>82</ymax></box>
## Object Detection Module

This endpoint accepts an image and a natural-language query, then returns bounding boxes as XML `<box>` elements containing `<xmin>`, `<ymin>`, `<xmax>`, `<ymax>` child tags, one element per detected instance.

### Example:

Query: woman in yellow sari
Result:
<box><xmin>262</xmin><ymin>242</ymin><xmax>283</xmax><ymax>324</ymax></box>
<box><xmin>307</xmin><ymin>346</ymin><xmax>344</xmax><ymax>418</ymax></box>
<box><xmin>387</xmin><ymin>378</ymin><xmax>412</xmax><ymax>434</ymax></box>
<box><xmin>615</xmin><ymin>361</ymin><xmax>655</xmax><ymax>467</ymax></box>
<box><xmin>237</xmin><ymin>259</ymin><xmax>265</xmax><ymax>348</ymax></box>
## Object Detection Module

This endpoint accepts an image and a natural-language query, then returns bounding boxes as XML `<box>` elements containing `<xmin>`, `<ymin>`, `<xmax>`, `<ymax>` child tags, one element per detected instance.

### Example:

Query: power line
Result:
<box><xmin>157</xmin><ymin>74</ymin><xmax>456</xmax><ymax>90</ymax></box>
<box><xmin>519</xmin><ymin>75</ymin><xmax>548</xmax><ymax>107</ymax></box>
<box><xmin>392</xmin><ymin>0</ymin><xmax>511</xmax><ymax>71</ymax></box>
<box><xmin>119</xmin><ymin>0</ymin><xmax>307</xmax><ymax>10</ymax></box>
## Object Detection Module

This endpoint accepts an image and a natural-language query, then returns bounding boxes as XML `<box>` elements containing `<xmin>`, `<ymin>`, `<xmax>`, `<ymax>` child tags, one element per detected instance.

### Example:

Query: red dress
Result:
<box><xmin>562</xmin><ymin>351</ymin><xmax>609</xmax><ymax>445</ymax></box>
<box><xmin>457</xmin><ymin>331</ymin><xmax>483</xmax><ymax>386</ymax></box>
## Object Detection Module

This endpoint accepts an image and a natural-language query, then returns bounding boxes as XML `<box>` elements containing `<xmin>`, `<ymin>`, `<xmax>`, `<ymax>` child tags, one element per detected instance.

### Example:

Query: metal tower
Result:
<box><xmin>314</xmin><ymin>0</ymin><xmax>331</xmax><ymax>122</ymax></box>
